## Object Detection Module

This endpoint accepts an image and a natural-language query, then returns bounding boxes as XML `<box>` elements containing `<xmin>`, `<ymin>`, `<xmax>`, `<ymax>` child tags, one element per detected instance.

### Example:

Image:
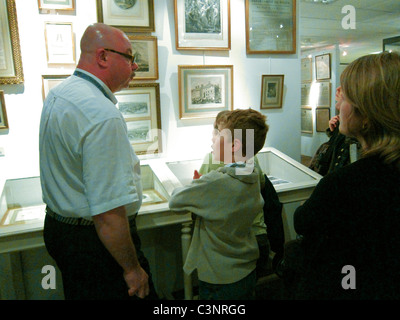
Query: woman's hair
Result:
<box><xmin>340</xmin><ymin>51</ymin><xmax>400</xmax><ymax>168</ymax></box>
<box><xmin>217</xmin><ymin>108</ymin><xmax>269</xmax><ymax>157</ymax></box>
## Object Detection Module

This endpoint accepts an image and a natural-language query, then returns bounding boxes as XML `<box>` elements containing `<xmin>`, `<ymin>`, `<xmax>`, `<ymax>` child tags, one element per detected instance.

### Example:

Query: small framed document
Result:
<box><xmin>301</xmin><ymin>57</ymin><xmax>312</xmax><ymax>82</ymax></box>
<box><xmin>301</xmin><ymin>107</ymin><xmax>313</xmax><ymax>134</ymax></box>
<box><xmin>316</xmin><ymin>107</ymin><xmax>331</xmax><ymax>132</ymax></box>
<box><xmin>315</xmin><ymin>53</ymin><xmax>331</xmax><ymax>80</ymax></box>
<box><xmin>245</xmin><ymin>0</ymin><xmax>296</xmax><ymax>54</ymax></box>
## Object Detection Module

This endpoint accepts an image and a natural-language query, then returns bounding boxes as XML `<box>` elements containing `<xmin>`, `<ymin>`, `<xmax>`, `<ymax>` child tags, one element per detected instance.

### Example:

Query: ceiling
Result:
<box><xmin>300</xmin><ymin>0</ymin><xmax>400</xmax><ymax>63</ymax></box>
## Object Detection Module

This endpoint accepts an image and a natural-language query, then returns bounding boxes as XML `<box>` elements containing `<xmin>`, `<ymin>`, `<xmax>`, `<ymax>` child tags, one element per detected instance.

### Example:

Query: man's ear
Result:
<box><xmin>96</xmin><ymin>48</ymin><xmax>108</xmax><ymax>67</ymax></box>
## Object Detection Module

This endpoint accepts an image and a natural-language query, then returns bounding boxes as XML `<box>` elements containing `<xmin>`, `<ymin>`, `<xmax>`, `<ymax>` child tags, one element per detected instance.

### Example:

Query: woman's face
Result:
<box><xmin>338</xmin><ymin>91</ymin><xmax>364</xmax><ymax>139</ymax></box>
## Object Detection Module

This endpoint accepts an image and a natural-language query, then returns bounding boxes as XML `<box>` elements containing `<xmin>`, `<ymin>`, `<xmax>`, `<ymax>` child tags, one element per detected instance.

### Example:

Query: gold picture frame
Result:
<box><xmin>44</xmin><ymin>22</ymin><xmax>76</xmax><ymax>65</ymax></box>
<box><xmin>260</xmin><ymin>74</ymin><xmax>284</xmax><ymax>109</ymax></box>
<box><xmin>301</xmin><ymin>57</ymin><xmax>312</xmax><ymax>82</ymax></box>
<box><xmin>115</xmin><ymin>83</ymin><xmax>162</xmax><ymax>155</ymax></box>
<box><xmin>174</xmin><ymin>0</ymin><xmax>231</xmax><ymax>51</ymax></box>
<box><xmin>96</xmin><ymin>0</ymin><xmax>155</xmax><ymax>33</ymax></box>
<box><xmin>178</xmin><ymin>65</ymin><xmax>233</xmax><ymax>120</ymax></box>
<box><xmin>316</xmin><ymin>107</ymin><xmax>330</xmax><ymax>133</ymax></box>
<box><xmin>315</xmin><ymin>53</ymin><xmax>331</xmax><ymax>81</ymax></box>
<box><xmin>301</xmin><ymin>107</ymin><xmax>313</xmax><ymax>134</ymax></box>
<box><xmin>38</xmin><ymin>0</ymin><xmax>75</xmax><ymax>10</ymax></box>
<box><xmin>129</xmin><ymin>35</ymin><xmax>159</xmax><ymax>81</ymax></box>
<box><xmin>0</xmin><ymin>0</ymin><xmax>24</xmax><ymax>84</ymax></box>
<box><xmin>245</xmin><ymin>0</ymin><xmax>296</xmax><ymax>54</ymax></box>
<box><xmin>0</xmin><ymin>91</ymin><xmax>9</xmax><ymax>130</ymax></box>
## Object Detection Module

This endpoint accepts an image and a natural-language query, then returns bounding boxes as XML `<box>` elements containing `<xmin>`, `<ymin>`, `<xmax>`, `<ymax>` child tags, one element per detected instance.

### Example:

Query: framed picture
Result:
<box><xmin>96</xmin><ymin>0</ymin><xmax>155</xmax><ymax>33</ymax></box>
<box><xmin>316</xmin><ymin>107</ymin><xmax>330</xmax><ymax>132</ymax></box>
<box><xmin>301</xmin><ymin>57</ymin><xmax>312</xmax><ymax>82</ymax></box>
<box><xmin>174</xmin><ymin>0</ymin><xmax>231</xmax><ymax>51</ymax></box>
<box><xmin>178</xmin><ymin>65</ymin><xmax>233</xmax><ymax>120</ymax></box>
<box><xmin>245</xmin><ymin>0</ymin><xmax>296</xmax><ymax>54</ymax></box>
<box><xmin>301</xmin><ymin>107</ymin><xmax>313</xmax><ymax>134</ymax></box>
<box><xmin>260</xmin><ymin>75</ymin><xmax>284</xmax><ymax>109</ymax></box>
<box><xmin>0</xmin><ymin>91</ymin><xmax>9</xmax><ymax>130</ymax></box>
<box><xmin>44</xmin><ymin>22</ymin><xmax>76</xmax><ymax>65</ymax></box>
<box><xmin>115</xmin><ymin>83</ymin><xmax>162</xmax><ymax>155</ymax></box>
<box><xmin>129</xmin><ymin>35</ymin><xmax>158</xmax><ymax>81</ymax></box>
<box><xmin>317</xmin><ymin>81</ymin><xmax>331</xmax><ymax>107</ymax></box>
<box><xmin>315</xmin><ymin>53</ymin><xmax>331</xmax><ymax>80</ymax></box>
<box><xmin>38</xmin><ymin>0</ymin><xmax>75</xmax><ymax>10</ymax></box>
<box><xmin>0</xmin><ymin>0</ymin><xmax>24</xmax><ymax>84</ymax></box>
<box><xmin>41</xmin><ymin>74</ymin><xmax>69</xmax><ymax>100</ymax></box>
<box><xmin>301</xmin><ymin>83</ymin><xmax>311</xmax><ymax>107</ymax></box>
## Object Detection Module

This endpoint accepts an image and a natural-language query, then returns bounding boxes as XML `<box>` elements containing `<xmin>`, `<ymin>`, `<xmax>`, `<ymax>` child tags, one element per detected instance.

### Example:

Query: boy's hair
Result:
<box><xmin>218</xmin><ymin>108</ymin><xmax>269</xmax><ymax>157</ymax></box>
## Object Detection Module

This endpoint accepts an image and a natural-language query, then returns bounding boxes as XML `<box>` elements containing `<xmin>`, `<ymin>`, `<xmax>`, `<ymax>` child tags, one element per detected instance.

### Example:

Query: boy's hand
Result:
<box><xmin>193</xmin><ymin>170</ymin><xmax>202</xmax><ymax>180</ymax></box>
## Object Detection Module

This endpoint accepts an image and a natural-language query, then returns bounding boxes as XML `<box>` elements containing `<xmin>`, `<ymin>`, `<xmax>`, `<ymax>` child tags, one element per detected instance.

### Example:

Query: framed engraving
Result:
<box><xmin>97</xmin><ymin>0</ymin><xmax>155</xmax><ymax>33</ymax></box>
<box><xmin>178</xmin><ymin>65</ymin><xmax>233</xmax><ymax>120</ymax></box>
<box><xmin>0</xmin><ymin>0</ymin><xmax>24</xmax><ymax>84</ymax></box>
<box><xmin>41</xmin><ymin>74</ymin><xmax>69</xmax><ymax>100</ymax></box>
<box><xmin>260</xmin><ymin>74</ymin><xmax>284</xmax><ymax>109</ymax></box>
<box><xmin>315</xmin><ymin>53</ymin><xmax>331</xmax><ymax>80</ymax></box>
<box><xmin>38</xmin><ymin>0</ymin><xmax>75</xmax><ymax>10</ymax></box>
<box><xmin>129</xmin><ymin>35</ymin><xmax>158</xmax><ymax>81</ymax></box>
<box><xmin>301</xmin><ymin>57</ymin><xmax>312</xmax><ymax>82</ymax></box>
<box><xmin>245</xmin><ymin>0</ymin><xmax>296</xmax><ymax>54</ymax></box>
<box><xmin>0</xmin><ymin>91</ymin><xmax>9</xmax><ymax>130</ymax></box>
<box><xmin>174</xmin><ymin>0</ymin><xmax>231</xmax><ymax>51</ymax></box>
<box><xmin>316</xmin><ymin>107</ymin><xmax>330</xmax><ymax>132</ymax></box>
<box><xmin>115</xmin><ymin>83</ymin><xmax>162</xmax><ymax>155</ymax></box>
<box><xmin>301</xmin><ymin>107</ymin><xmax>313</xmax><ymax>134</ymax></box>
<box><xmin>44</xmin><ymin>22</ymin><xmax>76</xmax><ymax>65</ymax></box>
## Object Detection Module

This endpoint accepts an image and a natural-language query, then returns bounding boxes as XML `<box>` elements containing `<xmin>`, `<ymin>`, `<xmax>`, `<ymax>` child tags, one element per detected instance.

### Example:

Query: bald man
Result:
<box><xmin>39</xmin><ymin>23</ymin><xmax>158</xmax><ymax>300</ymax></box>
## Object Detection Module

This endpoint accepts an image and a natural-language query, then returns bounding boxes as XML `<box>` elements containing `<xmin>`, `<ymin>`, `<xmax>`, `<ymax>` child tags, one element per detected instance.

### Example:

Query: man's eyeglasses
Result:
<box><xmin>104</xmin><ymin>48</ymin><xmax>136</xmax><ymax>64</ymax></box>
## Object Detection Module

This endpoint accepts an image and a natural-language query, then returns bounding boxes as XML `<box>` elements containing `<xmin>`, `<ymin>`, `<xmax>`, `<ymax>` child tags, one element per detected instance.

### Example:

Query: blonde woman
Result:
<box><xmin>292</xmin><ymin>51</ymin><xmax>400</xmax><ymax>299</ymax></box>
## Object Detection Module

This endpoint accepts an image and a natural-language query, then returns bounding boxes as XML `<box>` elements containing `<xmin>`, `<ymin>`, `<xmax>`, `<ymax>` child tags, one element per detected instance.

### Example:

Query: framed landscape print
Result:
<box><xmin>97</xmin><ymin>0</ymin><xmax>155</xmax><ymax>33</ymax></box>
<box><xmin>38</xmin><ymin>0</ymin><xmax>75</xmax><ymax>10</ymax></box>
<box><xmin>315</xmin><ymin>53</ymin><xmax>331</xmax><ymax>80</ymax></box>
<box><xmin>245</xmin><ymin>0</ymin><xmax>296</xmax><ymax>54</ymax></box>
<box><xmin>0</xmin><ymin>91</ymin><xmax>9</xmax><ymax>130</ymax></box>
<box><xmin>174</xmin><ymin>0</ymin><xmax>231</xmax><ymax>51</ymax></box>
<box><xmin>260</xmin><ymin>74</ymin><xmax>284</xmax><ymax>109</ymax></box>
<box><xmin>41</xmin><ymin>74</ymin><xmax>69</xmax><ymax>100</ymax></box>
<box><xmin>301</xmin><ymin>107</ymin><xmax>313</xmax><ymax>134</ymax></box>
<box><xmin>0</xmin><ymin>0</ymin><xmax>24</xmax><ymax>84</ymax></box>
<box><xmin>44</xmin><ymin>22</ymin><xmax>76</xmax><ymax>65</ymax></box>
<box><xmin>128</xmin><ymin>35</ymin><xmax>158</xmax><ymax>81</ymax></box>
<box><xmin>316</xmin><ymin>107</ymin><xmax>330</xmax><ymax>132</ymax></box>
<box><xmin>115</xmin><ymin>83</ymin><xmax>162</xmax><ymax>155</ymax></box>
<box><xmin>178</xmin><ymin>65</ymin><xmax>233</xmax><ymax>120</ymax></box>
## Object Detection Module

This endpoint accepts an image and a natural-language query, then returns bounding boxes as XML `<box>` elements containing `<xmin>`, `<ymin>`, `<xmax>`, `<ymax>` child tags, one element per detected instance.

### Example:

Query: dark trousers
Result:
<box><xmin>43</xmin><ymin>212</ymin><xmax>158</xmax><ymax>300</ymax></box>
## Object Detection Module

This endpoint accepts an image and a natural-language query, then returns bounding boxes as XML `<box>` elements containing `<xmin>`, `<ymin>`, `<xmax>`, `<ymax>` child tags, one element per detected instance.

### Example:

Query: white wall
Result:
<box><xmin>0</xmin><ymin>0</ymin><xmax>301</xmax><ymax>181</ymax></box>
<box><xmin>300</xmin><ymin>45</ymin><xmax>340</xmax><ymax>157</ymax></box>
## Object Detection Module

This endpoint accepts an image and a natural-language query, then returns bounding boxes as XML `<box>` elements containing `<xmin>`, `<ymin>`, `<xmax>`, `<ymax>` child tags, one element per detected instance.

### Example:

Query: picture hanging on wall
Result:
<box><xmin>115</xmin><ymin>83</ymin><xmax>162</xmax><ymax>155</ymax></box>
<box><xmin>301</xmin><ymin>57</ymin><xmax>312</xmax><ymax>82</ymax></box>
<box><xmin>316</xmin><ymin>107</ymin><xmax>330</xmax><ymax>132</ymax></box>
<box><xmin>301</xmin><ymin>107</ymin><xmax>313</xmax><ymax>134</ymax></box>
<box><xmin>315</xmin><ymin>53</ymin><xmax>331</xmax><ymax>80</ymax></box>
<box><xmin>41</xmin><ymin>74</ymin><xmax>70</xmax><ymax>100</ymax></box>
<box><xmin>44</xmin><ymin>22</ymin><xmax>76</xmax><ymax>65</ymax></box>
<box><xmin>178</xmin><ymin>65</ymin><xmax>233</xmax><ymax>120</ymax></box>
<box><xmin>128</xmin><ymin>35</ymin><xmax>159</xmax><ymax>81</ymax></box>
<box><xmin>38</xmin><ymin>0</ymin><xmax>75</xmax><ymax>10</ymax></box>
<box><xmin>245</xmin><ymin>0</ymin><xmax>296</xmax><ymax>54</ymax></box>
<box><xmin>260</xmin><ymin>74</ymin><xmax>284</xmax><ymax>109</ymax></box>
<box><xmin>301</xmin><ymin>83</ymin><xmax>311</xmax><ymax>107</ymax></box>
<box><xmin>0</xmin><ymin>91</ymin><xmax>9</xmax><ymax>130</ymax></box>
<box><xmin>174</xmin><ymin>0</ymin><xmax>231</xmax><ymax>51</ymax></box>
<box><xmin>0</xmin><ymin>0</ymin><xmax>24</xmax><ymax>84</ymax></box>
<box><xmin>97</xmin><ymin>0</ymin><xmax>155</xmax><ymax>33</ymax></box>
<box><xmin>316</xmin><ymin>81</ymin><xmax>331</xmax><ymax>107</ymax></box>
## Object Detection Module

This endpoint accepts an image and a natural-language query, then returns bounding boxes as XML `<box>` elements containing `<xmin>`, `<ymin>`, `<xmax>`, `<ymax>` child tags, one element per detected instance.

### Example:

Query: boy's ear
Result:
<box><xmin>232</xmin><ymin>138</ymin><xmax>242</xmax><ymax>153</ymax></box>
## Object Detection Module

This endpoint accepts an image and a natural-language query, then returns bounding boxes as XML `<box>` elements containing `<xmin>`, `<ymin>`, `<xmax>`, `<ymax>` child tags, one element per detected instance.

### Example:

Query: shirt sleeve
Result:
<box><xmin>82</xmin><ymin>118</ymin><xmax>140</xmax><ymax>216</ymax></box>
